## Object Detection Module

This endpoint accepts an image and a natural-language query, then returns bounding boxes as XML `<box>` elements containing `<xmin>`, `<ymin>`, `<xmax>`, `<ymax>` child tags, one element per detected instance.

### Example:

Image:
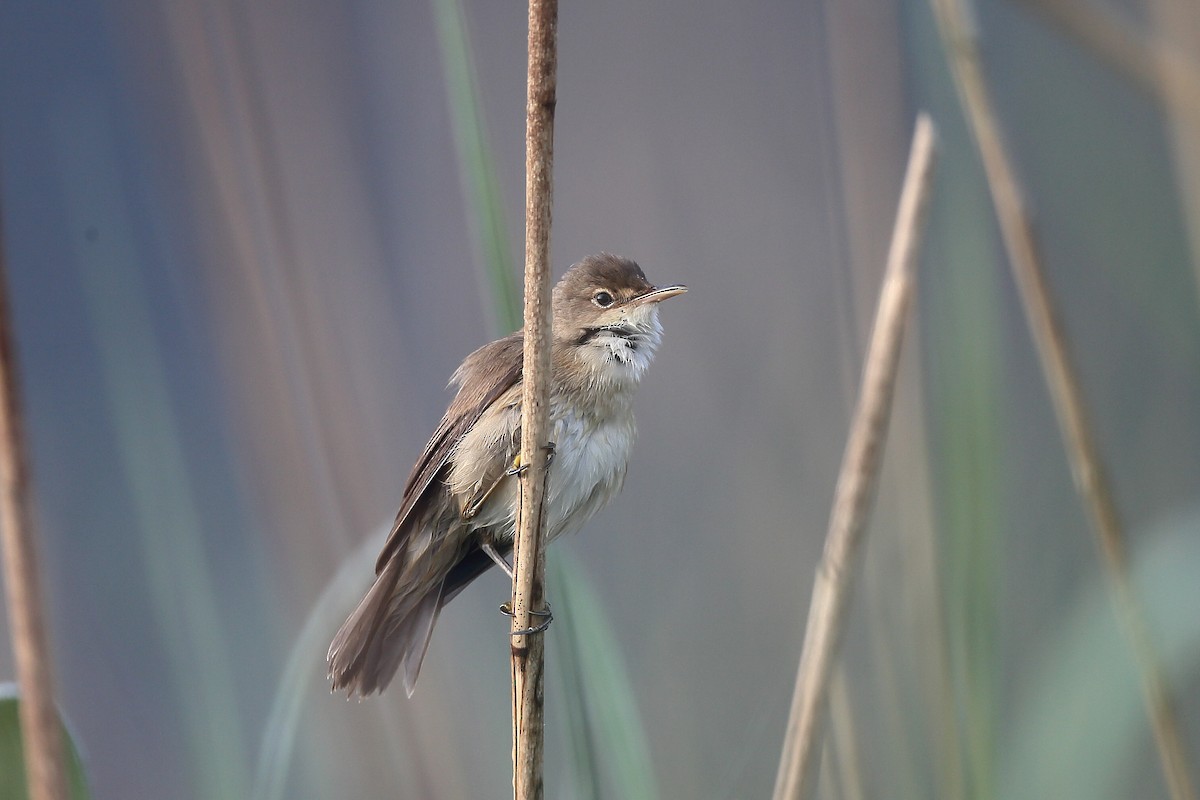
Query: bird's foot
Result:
<box><xmin>505</xmin><ymin>441</ymin><xmax>557</xmax><ymax>477</ymax></box>
<box><xmin>499</xmin><ymin>601</ymin><xmax>554</xmax><ymax>636</ymax></box>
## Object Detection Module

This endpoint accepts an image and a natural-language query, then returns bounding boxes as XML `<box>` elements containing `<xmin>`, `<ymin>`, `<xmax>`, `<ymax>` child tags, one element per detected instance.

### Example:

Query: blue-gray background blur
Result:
<box><xmin>2</xmin><ymin>0</ymin><xmax>1199</xmax><ymax>798</ymax></box>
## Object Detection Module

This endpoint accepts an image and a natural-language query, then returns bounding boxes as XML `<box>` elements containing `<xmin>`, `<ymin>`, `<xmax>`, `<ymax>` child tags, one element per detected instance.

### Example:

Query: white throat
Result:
<box><xmin>578</xmin><ymin>305</ymin><xmax>664</xmax><ymax>386</ymax></box>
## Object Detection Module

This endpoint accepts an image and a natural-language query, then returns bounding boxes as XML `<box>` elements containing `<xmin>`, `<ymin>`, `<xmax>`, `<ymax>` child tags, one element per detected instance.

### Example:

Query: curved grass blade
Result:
<box><xmin>0</xmin><ymin>684</ymin><xmax>90</xmax><ymax>800</ymax></box>
<box><xmin>548</xmin><ymin>550</ymin><xmax>660</xmax><ymax>800</ymax></box>
<box><xmin>432</xmin><ymin>0</ymin><xmax>521</xmax><ymax>335</ymax></box>
<box><xmin>251</xmin><ymin>530</ymin><xmax>378</xmax><ymax>800</ymax></box>
<box><xmin>1002</xmin><ymin>509</ymin><xmax>1200</xmax><ymax>800</ymax></box>
<box><xmin>52</xmin><ymin>85</ymin><xmax>249</xmax><ymax>800</ymax></box>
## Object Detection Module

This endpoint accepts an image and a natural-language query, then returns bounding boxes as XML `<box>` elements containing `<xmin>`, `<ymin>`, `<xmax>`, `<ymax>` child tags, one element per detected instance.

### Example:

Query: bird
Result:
<box><xmin>328</xmin><ymin>253</ymin><xmax>686</xmax><ymax>696</ymax></box>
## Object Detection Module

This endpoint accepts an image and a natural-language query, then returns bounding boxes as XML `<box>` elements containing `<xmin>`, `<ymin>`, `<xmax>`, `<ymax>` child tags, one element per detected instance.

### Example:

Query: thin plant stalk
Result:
<box><xmin>1017</xmin><ymin>0</ymin><xmax>1200</xmax><ymax>298</ymax></box>
<box><xmin>1145</xmin><ymin>0</ymin><xmax>1200</xmax><ymax>308</ymax></box>
<box><xmin>510</xmin><ymin>1</ymin><xmax>557</xmax><ymax>799</ymax></box>
<box><xmin>773</xmin><ymin>114</ymin><xmax>939</xmax><ymax>800</ymax></box>
<box><xmin>0</xmin><ymin>207</ymin><xmax>69</xmax><ymax>800</ymax></box>
<box><xmin>931</xmin><ymin>1</ymin><xmax>1197</xmax><ymax>798</ymax></box>
<box><xmin>1018</xmin><ymin>0</ymin><xmax>1200</xmax><ymax>99</ymax></box>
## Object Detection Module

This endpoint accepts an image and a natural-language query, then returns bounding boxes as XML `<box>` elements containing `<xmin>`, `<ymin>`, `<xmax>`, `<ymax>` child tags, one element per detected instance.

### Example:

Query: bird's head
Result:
<box><xmin>552</xmin><ymin>253</ymin><xmax>686</xmax><ymax>385</ymax></box>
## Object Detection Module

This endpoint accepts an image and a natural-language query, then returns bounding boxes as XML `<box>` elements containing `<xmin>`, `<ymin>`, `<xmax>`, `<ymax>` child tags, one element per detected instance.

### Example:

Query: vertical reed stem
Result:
<box><xmin>511</xmin><ymin>1</ymin><xmax>557</xmax><ymax>798</ymax></box>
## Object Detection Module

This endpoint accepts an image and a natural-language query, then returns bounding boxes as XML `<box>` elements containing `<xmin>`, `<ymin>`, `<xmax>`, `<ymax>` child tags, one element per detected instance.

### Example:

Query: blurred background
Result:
<box><xmin>2</xmin><ymin>0</ymin><xmax>1199</xmax><ymax>798</ymax></box>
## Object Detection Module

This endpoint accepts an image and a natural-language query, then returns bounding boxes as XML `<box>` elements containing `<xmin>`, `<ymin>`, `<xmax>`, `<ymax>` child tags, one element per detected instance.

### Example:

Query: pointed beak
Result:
<box><xmin>629</xmin><ymin>284</ymin><xmax>687</xmax><ymax>307</ymax></box>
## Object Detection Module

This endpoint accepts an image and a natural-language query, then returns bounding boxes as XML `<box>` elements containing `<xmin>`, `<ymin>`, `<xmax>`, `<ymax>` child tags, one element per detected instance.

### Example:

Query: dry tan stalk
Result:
<box><xmin>1019</xmin><ymin>0</ymin><xmax>1200</xmax><ymax>299</ymax></box>
<box><xmin>510</xmin><ymin>1</ymin><xmax>558</xmax><ymax>798</ymax></box>
<box><xmin>931</xmin><ymin>1</ymin><xmax>1197</xmax><ymax>797</ymax></box>
<box><xmin>773</xmin><ymin>113</ymin><xmax>938</xmax><ymax>800</ymax></box>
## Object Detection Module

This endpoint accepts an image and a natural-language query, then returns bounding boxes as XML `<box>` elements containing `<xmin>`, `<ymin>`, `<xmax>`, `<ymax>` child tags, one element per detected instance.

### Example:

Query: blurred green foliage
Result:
<box><xmin>0</xmin><ymin>685</ymin><xmax>90</xmax><ymax>800</ymax></box>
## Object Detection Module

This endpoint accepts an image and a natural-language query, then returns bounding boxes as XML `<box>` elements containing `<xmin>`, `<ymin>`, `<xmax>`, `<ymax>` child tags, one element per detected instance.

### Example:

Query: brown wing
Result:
<box><xmin>374</xmin><ymin>333</ymin><xmax>524</xmax><ymax>573</ymax></box>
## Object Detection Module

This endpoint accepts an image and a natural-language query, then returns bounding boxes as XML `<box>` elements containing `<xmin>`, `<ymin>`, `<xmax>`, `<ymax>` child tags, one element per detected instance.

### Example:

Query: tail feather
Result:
<box><xmin>400</xmin><ymin>586</ymin><xmax>444</xmax><ymax>697</ymax></box>
<box><xmin>327</xmin><ymin>558</ymin><xmax>401</xmax><ymax>694</ymax></box>
<box><xmin>328</xmin><ymin>557</ymin><xmax>444</xmax><ymax>697</ymax></box>
<box><xmin>329</xmin><ymin>540</ymin><xmax>500</xmax><ymax>696</ymax></box>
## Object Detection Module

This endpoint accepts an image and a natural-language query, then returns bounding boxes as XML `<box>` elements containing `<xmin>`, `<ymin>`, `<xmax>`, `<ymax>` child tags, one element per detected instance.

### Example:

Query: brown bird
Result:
<box><xmin>328</xmin><ymin>253</ymin><xmax>686</xmax><ymax>696</ymax></box>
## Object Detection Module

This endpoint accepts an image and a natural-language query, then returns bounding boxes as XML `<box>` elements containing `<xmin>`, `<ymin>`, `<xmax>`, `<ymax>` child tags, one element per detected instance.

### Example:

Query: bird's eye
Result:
<box><xmin>592</xmin><ymin>290</ymin><xmax>615</xmax><ymax>307</ymax></box>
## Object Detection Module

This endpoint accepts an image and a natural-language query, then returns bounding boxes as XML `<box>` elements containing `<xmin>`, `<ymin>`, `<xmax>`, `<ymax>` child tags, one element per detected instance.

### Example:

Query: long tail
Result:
<box><xmin>327</xmin><ymin>557</ymin><xmax>445</xmax><ymax>698</ymax></box>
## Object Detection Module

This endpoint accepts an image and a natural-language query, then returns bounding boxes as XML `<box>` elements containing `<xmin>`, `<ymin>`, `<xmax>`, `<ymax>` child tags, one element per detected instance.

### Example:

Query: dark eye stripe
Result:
<box><xmin>576</xmin><ymin>323</ymin><xmax>639</xmax><ymax>346</ymax></box>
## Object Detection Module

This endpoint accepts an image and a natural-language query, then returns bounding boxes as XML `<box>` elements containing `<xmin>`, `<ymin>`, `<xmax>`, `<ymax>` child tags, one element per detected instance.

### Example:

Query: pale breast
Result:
<box><xmin>445</xmin><ymin>388</ymin><xmax>636</xmax><ymax>545</ymax></box>
<box><xmin>543</xmin><ymin>398</ymin><xmax>636</xmax><ymax>540</ymax></box>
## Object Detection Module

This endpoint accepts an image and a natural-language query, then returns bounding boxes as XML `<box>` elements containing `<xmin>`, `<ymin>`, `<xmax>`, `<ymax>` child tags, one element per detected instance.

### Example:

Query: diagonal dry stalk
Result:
<box><xmin>773</xmin><ymin>113</ymin><xmax>938</xmax><ymax>800</ymax></box>
<box><xmin>1017</xmin><ymin>0</ymin><xmax>1200</xmax><ymax>98</ymax></box>
<box><xmin>0</xmin><ymin>207</ymin><xmax>68</xmax><ymax>800</ymax></box>
<box><xmin>931</xmin><ymin>1</ymin><xmax>1198</xmax><ymax>798</ymax></box>
<box><xmin>1017</xmin><ymin>0</ymin><xmax>1200</xmax><ymax>298</ymax></box>
<box><xmin>510</xmin><ymin>1</ymin><xmax>557</xmax><ymax>799</ymax></box>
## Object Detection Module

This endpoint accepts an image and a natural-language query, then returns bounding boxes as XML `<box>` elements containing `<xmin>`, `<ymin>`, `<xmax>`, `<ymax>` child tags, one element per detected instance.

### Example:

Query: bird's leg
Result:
<box><xmin>462</xmin><ymin>472</ymin><xmax>506</xmax><ymax>522</ymax></box>
<box><xmin>481</xmin><ymin>539</ymin><xmax>515</xmax><ymax>580</ymax></box>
